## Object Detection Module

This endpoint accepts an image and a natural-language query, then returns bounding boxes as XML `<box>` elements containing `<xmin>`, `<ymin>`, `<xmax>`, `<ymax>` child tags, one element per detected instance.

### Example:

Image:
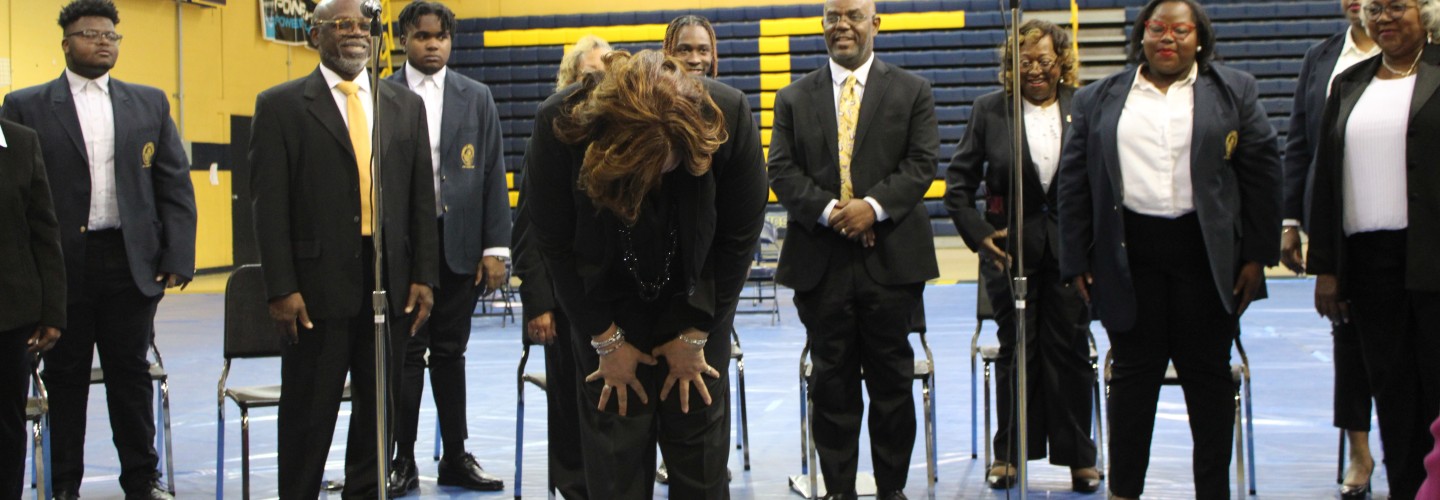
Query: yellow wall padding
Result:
<box><xmin>761</xmin><ymin>73</ymin><xmax>792</xmax><ymax>91</ymax></box>
<box><xmin>761</xmin><ymin>92</ymin><xmax>777</xmax><ymax>110</ymax></box>
<box><xmin>758</xmin><ymin>36</ymin><xmax>791</xmax><ymax>54</ymax></box>
<box><xmin>760</xmin><ymin>111</ymin><xmax>774</xmax><ymax>128</ymax></box>
<box><xmin>761</xmin><ymin>11</ymin><xmax>965</xmax><ymax>37</ymax></box>
<box><xmin>484</xmin><ymin>24</ymin><xmax>669</xmax><ymax>47</ymax></box>
<box><xmin>760</xmin><ymin>54</ymin><xmax>792</xmax><ymax>73</ymax></box>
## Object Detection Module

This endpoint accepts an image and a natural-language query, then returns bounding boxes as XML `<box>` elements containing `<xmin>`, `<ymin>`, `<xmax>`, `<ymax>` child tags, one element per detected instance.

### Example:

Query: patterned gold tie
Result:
<box><xmin>336</xmin><ymin>81</ymin><xmax>373</xmax><ymax>236</ymax></box>
<box><xmin>837</xmin><ymin>74</ymin><xmax>860</xmax><ymax>202</ymax></box>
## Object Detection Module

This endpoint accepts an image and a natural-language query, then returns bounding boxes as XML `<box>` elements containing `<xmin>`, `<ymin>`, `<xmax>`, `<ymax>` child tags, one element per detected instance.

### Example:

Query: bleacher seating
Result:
<box><xmin>448</xmin><ymin>0</ymin><xmax>1343</xmax><ymax>217</ymax></box>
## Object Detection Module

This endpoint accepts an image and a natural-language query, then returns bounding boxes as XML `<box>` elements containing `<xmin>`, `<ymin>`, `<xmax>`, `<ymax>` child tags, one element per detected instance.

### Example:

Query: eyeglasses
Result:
<box><xmin>65</xmin><ymin>30</ymin><xmax>123</xmax><ymax>43</ymax></box>
<box><xmin>1020</xmin><ymin>58</ymin><xmax>1057</xmax><ymax>72</ymax></box>
<box><xmin>823</xmin><ymin>11</ymin><xmax>871</xmax><ymax>26</ymax></box>
<box><xmin>1142</xmin><ymin>20</ymin><xmax>1196</xmax><ymax>39</ymax></box>
<box><xmin>313</xmin><ymin>17</ymin><xmax>372</xmax><ymax>33</ymax></box>
<box><xmin>1365</xmin><ymin>2</ymin><xmax>1414</xmax><ymax>19</ymax></box>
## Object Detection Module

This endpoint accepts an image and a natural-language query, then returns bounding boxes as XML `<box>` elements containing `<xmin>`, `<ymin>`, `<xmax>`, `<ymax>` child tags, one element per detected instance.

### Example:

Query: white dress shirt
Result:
<box><xmin>67</xmin><ymin>69</ymin><xmax>120</xmax><ymax>230</ymax></box>
<box><xmin>1023</xmin><ymin>99</ymin><xmax>1063</xmax><ymax>192</ymax></box>
<box><xmin>0</xmin><ymin>120</ymin><xmax>7</xmax><ymax>148</ymax></box>
<box><xmin>1116</xmin><ymin>64</ymin><xmax>1198</xmax><ymax>218</ymax></box>
<box><xmin>1283</xmin><ymin>29</ymin><xmax>1383</xmax><ymax>228</ymax></box>
<box><xmin>405</xmin><ymin>63</ymin><xmax>446</xmax><ymax>215</ymax></box>
<box><xmin>319</xmin><ymin>64</ymin><xmax>374</xmax><ymax>142</ymax></box>
<box><xmin>820</xmin><ymin>54</ymin><xmax>889</xmax><ymax>226</ymax></box>
<box><xmin>1341</xmin><ymin>75</ymin><xmax>1413</xmax><ymax>236</ymax></box>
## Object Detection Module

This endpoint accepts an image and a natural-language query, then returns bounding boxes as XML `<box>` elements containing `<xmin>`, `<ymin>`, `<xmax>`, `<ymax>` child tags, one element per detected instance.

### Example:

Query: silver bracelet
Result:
<box><xmin>678</xmin><ymin>333</ymin><xmax>707</xmax><ymax>348</ymax></box>
<box><xmin>596</xmin><ymin>341</ymin><xmax>624</xmax><ymax>357</ymax></box>
<box><xmin>590</xmin><ymin>327</ymin><xmax>625</xmax><ymax>350</ymax></box>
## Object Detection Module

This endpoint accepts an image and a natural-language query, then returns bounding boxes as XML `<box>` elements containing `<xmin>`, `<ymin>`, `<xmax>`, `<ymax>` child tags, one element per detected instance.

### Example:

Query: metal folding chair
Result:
<box><xmin>513</xmin><ymin>341</ymin><xmax>551</xmax><ymax>500</ymax></box>
<box><xmin>27</xmin><ymin>357</ymin><xmax>52</xmax><ymax>500</ymax></box>
<box><xmin>83</xmin><ymin>337</ymin><xmax>174</xmax><ymax>494</ymax></box>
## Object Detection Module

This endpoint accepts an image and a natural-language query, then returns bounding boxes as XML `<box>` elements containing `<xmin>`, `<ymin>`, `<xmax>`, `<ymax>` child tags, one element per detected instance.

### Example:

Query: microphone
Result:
<box><xmin>361</xmin><ymin>0</ymin><xmax>382</xmax><ymax>19</ymax></box>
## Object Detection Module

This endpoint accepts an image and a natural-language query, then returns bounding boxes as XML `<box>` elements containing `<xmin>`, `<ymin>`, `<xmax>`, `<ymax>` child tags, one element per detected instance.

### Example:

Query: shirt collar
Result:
<box><xmin>319</xmin><ymin>64</ymin><xmax>371</xmax><ymax>94</ymax></box>
<box><xmin>1132</xmin><ymin>63</ymin><xmax>1198</xmax><ymax>93</ymax></box>
<box><xmin>829</xmin><ymin>53</ymin><xmax>875</xmax><ymax>88</ymax></box>
<box><xmin>64</xmin><ymin>68</ymin><xmax>110</xmax><ymax>96</ymax></box>
<box><xmin>404</xmin><ymin>63</ymin><xmax>446</xmax><ymax>92</ymax></box>
<box><xmin>1341</xmin><ymin>27</ymin><xmax>1380</xmax><ymax>58</ymax></box>
<box><xmin>0</xmin><ymin>123</ymin><xmax>7</xmax><ymax>149</ymax></box>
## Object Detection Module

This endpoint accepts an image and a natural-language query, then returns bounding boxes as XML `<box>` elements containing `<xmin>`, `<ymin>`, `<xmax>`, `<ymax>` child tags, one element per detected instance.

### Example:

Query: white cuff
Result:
<box><xmin>819</xmin><ymin>199</ymin><xmax>840</xmax><ymax>227</ymax></box>
<box><xmin>864</xmin><ymin>196</ymin><xmax>889</xmax><ymax>221</ymax></box>
<box><xmin>483</xmin><ymin>247</ymin><xmax>512</xmax><ymax>258</ymax></box>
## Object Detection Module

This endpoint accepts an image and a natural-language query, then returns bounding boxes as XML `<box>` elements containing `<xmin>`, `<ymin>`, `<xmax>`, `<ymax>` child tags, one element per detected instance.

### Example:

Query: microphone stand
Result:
<box><xmin>364</xmin><ymin>4</ymin><xmax>391</xmax><ymax>499</ymax></box>
<box><xmin>1007</xmin><ymin>1</ymin><xmax>1030</xmax><ymax>498</ymax></box>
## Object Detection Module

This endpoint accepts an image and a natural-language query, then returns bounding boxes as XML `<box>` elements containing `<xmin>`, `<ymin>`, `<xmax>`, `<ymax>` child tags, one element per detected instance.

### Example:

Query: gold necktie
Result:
<box><xmin>837</xmin><ymin>74</ymin><xmax>859</xmax><ymax>202</ymax></box>
<box><xmin>336</xmin><ymin>81</ymin><xmax>373</xmax><ymax>236</ymax></box>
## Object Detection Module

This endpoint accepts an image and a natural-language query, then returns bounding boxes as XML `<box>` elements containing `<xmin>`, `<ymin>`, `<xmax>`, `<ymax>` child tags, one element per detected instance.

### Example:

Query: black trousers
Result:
<box><xmin>1107</xmin><ymin>212</ymin><xmax>1237</xmax><ymax>499</ymax></box>
<box><xmin>1333</xmin><ymin>320</ymin><xmax>1373</xmax><ymax>432</ymax></box>
<box><xmin>1</xmin><ymin>326</ymin><xmax>32</xmax><ymax>500</ymax></box>
<box><xmin>1344</xmin><ymin>230</ymin><xmax>1440</xmax><ymax>500</ymax></box>
<box><xmin>276</xmin><ymin>240</ymin><xmax>407</xmax><ymax>499</ymax></box>
<box><xmin>571</xmin><ymin>300</ymin><xmax>732</xmax><ymax>499</ymax></box>
<box><xmin>394</xmin><ymin>218</ymin><xmax>481</xmax><ymax>459</ymax></box>
<box><xmin>794</xmin><ymin>248</ymin><xmax>923</xmax><ymax>497</ymax></box>
<box><xmin>44</xmin><ymin>229</ymin><xmax>161</xmax><ymax>494</ymax></box>
<box><xmin>981</xmin><ymin>253</ymin><xmax>1097</xmax><ymax>468</ymax></box>
<box><xmin>542</xmin><ymin>310</ymin><xmax>588</xmax><ymax>499</ymax></box>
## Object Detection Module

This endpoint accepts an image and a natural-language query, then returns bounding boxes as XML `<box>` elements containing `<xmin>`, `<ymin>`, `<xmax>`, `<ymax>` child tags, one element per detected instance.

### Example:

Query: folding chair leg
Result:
<box><xmin>241</xmin><ymin>408</ymin><xmax>251</xmax><ymax>500</ymax></box>
<box><xmin>983</xmin><ymin>361</ymin><xmax>993</xmax><ymax>469</ymax></box>
<box><xmin>1245</xmin><ymin>376</ymin><xmax>1257</xmax><ymax>495</ymax></box>
<box><xmin>434</xmin><ymin>413</ymin><xmax>442</xmax><ymax>461</ymax></box>
<box><xmin>216</xmin><ymin>402</ymin><xmax>225</xmax><ymax>500</ymax></box>
<box><xmin>737</xmin><ymin>358</ymin><xmax>751</xmax><ymax>470</ymax></box>
<box><xmin>922</xmin><ymin>377</ymin><xmax>936</xmax><ymax>498</ymax></box>
<box><xmin>970</xmin><ymin>344</ymin><xmax>978</xmax><ymax>459</ymax></box>
<box><xmin>32</xmin><ymin>417</ymin><xmax>46</xmax><ymax>500</ymax></box>
<box><xmin>1234</xmin><ymin>391</ymin><xmax>1245</xmax><ymax>499</ymax></box>
<box><xmin>799</xmin><ymin>375</ymin><xmax>809</xmax><ymax>475</ymax></box>
<box><xmin>1336</xmin><ymin>430</ymin><xmax>1346</xmax><ymax>485</ymax></box>
<box><xmin>515</xmin><ymin>383</ymin><xmax>525</xmax><ymax>500</ymax></box>
<box><xmin>1093</xmin><ymin>372</ymin><xmax>1106</xmax><ymax>477</ymax></box>
<box><xmin>806</xmin><ymin>395</ymin><xmax>818</xmax><ymax>500</ymax></box>
<box><xmin>159</xmin><ymin>380</ymin><xmax>175</xmax><ymax>494</ymax></box>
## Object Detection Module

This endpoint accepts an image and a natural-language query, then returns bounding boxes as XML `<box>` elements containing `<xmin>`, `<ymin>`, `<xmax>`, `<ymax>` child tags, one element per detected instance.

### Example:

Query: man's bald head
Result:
<box><xmin>309</xmin><ymin>0</ymin><xmax>371</xmax><ymax>79</ymax></box>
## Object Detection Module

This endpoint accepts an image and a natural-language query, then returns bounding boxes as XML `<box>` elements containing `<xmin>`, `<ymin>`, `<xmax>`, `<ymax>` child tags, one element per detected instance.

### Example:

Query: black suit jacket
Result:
<box><xmin>248</xmin><ymin>68</ymin><xmax>439</xmax><ymax>319</ymax></box>
<box><xmin>945</xmin><ymin>86</ymin><xmax>1074</xmax><ymax>267</ymax></box>
<box><xmin>523</xmin><ymin>77</ymin><xmax>768</xmax><ymax>339</ymax></box>
<box><xmin>512</xmin><ymin>156</ymin><xmax>556</xmax><ymax>323</ymax></box>
<box><xmin>2</xmin><ymin>74</ymin><xmax>197</xmax><ymax>299</ymax></box>
<box><xmin>388</xmin><ymin>68</ymin><xmax>511</xmax><ymax>274</ymax></box>
<box><xmin>1284</xmin><ymin>32</ymin><xmax>1347</xmax><ymax>228</ymax></box>
<box><xmin>0</xmin><ymin>119</ymin><xmax>65</xmax><ymax>331</ymax></box>
<box><xmin>1307</xmin><ymin>46</ymin><xmax>1440</xmax><ymax>292</ymax></box>
<box><xmin>1058</xmin><ymin>64</ymin><xmax>1282</xmax><ymax>332</ymax></box>
<box><xmin>767</xmin><ymin>58</ymin><xmax>941</xmax><ymax>291</ymax></box>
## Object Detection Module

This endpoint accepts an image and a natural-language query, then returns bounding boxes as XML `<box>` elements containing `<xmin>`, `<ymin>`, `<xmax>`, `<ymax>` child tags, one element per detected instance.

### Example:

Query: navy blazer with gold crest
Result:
<box><xmin>1057</xmin><ymin>63</ymin><xmax>1282</xmax><ymax>332</ymax></box>
<box><xmin>2</xmin><ymin>73</ymin><xmax>197</xmax><ymax>300</ymax></box>
<box><xmin>388</xmin><ymin>68</ymin><xmax>512</xmax><ymax>275</ymax></box>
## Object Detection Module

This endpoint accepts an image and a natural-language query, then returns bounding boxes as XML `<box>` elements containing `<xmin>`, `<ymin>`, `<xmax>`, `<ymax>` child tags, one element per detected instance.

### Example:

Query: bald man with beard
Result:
<box><xmin>247</xmin><ymin>0</ymin><xmax>437</xmax><ymax>496</ymax></box>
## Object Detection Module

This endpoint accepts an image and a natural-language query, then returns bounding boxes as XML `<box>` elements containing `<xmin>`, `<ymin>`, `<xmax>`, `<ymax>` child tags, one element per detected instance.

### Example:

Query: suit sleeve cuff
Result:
<box><xmin>864</xmin><ymin>196</ymin><xmax>889</xmax><ymax>222</ymax></box>
<box><xmin>482</xmin><ymin>247</ymin><xmax>512</xmax><ymax>258</ymax></box>
<box><xmin>1283</xmin><ymin>219</ymin><xmax>1301</xmax><ymax>228</ymax></box>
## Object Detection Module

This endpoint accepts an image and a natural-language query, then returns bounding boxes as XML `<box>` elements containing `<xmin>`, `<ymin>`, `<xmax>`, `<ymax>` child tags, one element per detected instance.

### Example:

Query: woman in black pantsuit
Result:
<box><xmin>521</xmin><ymin>50</ymin><xmax>767</xmax><ymax>498</ymax></box>
<box><xmin>944</xmin><ymin>19</ymin><xmax>1099</xmax><ymax>494</ymax></box>
<box><xmin>1308</xmin><ymin>1</ymin><xmax>1440</xmax><ymax>498</ymax></box>
<box><xmin>1057</xmin><ymin>1</ymin><xmax>1282</xmax><ymax>498</ymax></box>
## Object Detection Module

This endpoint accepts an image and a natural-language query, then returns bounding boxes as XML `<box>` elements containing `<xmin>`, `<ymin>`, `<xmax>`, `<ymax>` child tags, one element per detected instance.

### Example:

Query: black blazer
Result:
<box><xmin>1057</xmin><ymin>64</ymin><xmax>1282</xmax><ymax>332</ymax></box>
<box><xmin>1284</xmin><ymin>32</ymin><xmax>1347</xmax><ymax>228</ymax></box>
<box><xmin>945</xmin><ymin>86</ymin><xmax>1074</xmax><ymax>268</ymax></box>
<box><xmin>0</xmin><ymin>119</ymin><xmax>65</xmax><ymax>331</ymax></box>
<box><xmin>388</xmin><ymin>68</ymin><xmax>512</xmax><ymax>274</ymax></box>
<box><xmin>1307</xmin><ymin>46</ymin><xmax>1440</xmax><ymax>292</ymax></box>
<box><xmin>523</xmin><ymin>77</ymin><xmax>768</xmax><ymax>339</ymax></box>
<box><xmin>511</xmin><ymin>157</ymin><xmax>556</xmax><ymax>323</ymax></box>
<box><xmin>248</xmin><ymin>68</ymin><xmax>439</xmax><ymax>320</ymax></box>
<box><xmin>767</xmin><ymin>58</ymin><xmax>941</xmax><ymax>291</ymax></box>
<box><xmin>2</xmin><ymin>74</ymin><xmax>197</xmax><ymax>299</ymax></box>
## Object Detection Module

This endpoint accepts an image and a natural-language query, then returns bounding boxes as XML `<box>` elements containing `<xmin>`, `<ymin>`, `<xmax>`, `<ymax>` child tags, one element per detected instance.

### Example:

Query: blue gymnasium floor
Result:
<box><xmin>32</xmin><ymin>278</ymin><xmax>1383</xmax><ymax>499</ymax></box>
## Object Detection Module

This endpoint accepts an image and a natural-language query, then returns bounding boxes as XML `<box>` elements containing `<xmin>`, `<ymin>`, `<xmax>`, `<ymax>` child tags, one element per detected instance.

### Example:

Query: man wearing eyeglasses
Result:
<box><xmin>1</xmin><ymin>1</ymin><xmax>195</xmax><ymax>498</ymax></box>
<box><xmin>247</xmin><ymin>0</ymin><xmax>438</xmax><ymax>497</ymax></box>
<box><xmin>767</xmin><ymin>0</ymin><xmax>940</xmax><ymax>497</ymax></box>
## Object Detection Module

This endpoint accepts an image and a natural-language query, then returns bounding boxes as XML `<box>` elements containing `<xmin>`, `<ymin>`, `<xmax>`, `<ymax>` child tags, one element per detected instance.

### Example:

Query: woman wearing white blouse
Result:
<box><xmin>943</xmin><ymin>19</ymin><xmax>1100</xmax><ymax>494</ymax></box>
<box><xmin>1308</xmin><ymin>1</ymin><xmax>1440</xmax><ymax>498</ymax></box>
<box><xmin>1057</xmin><ymin>0</ymin><xmax>1283</xmax><ymax>498</ymax></box>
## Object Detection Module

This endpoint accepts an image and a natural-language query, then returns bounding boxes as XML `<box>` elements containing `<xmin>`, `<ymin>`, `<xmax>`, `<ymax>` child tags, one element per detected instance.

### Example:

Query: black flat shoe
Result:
<box><xmin>437</xmin><ymin>452</ymin><xmax>504</xmax><ymax>491</ymax></box>
<box><xmin>124</xmin><ymin>481</ymin><xmax>173</xmax><ymax>500</ymax></box>
<box><xmin>1071</xmin><ymin>467</ymin><xmax>1102</xmax><ymax>493</ymax></box>
<box><xmin>387</xmin><ymin>456</ymin><xmax>419</xmax><ymax>497</ymax></box>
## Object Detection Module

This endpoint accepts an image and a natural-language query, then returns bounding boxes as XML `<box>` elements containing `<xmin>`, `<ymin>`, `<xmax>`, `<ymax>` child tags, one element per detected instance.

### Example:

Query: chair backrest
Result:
<box><xmin>909</xmin><ymin>299</ymin><xmax>927</xmax><ymax>335</ymax></box>
<box><xmin>223</xmin><ymin>264</ymin><xmax>284</xmax><ymax>360</ymax></box>
<box><xmin>975</xmin><ymin>264</ymin><xmax>996</xmax><ymax>321</ymax></box>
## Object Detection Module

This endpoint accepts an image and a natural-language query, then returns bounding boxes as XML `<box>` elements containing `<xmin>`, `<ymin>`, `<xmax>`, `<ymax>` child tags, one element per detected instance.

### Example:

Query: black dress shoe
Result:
<box><xmin>388</xmin><ymin>456</ymin><xmax>420</xmax><ymax>497</ymax></box>
<box><xmin>437</xmin><ymin>452</ymin><xmax>504</xmax><ymax>491</ymax></box>
<box><xmin>878</xmin><ymin>490</ymin><xmax>909</xmax><ymax>500</ymax></box>
<box><xmin>52</xmin><ymin>489</ymin><xmax>79</xmax><ymax>500</ymax></box>
<box><xmin>124</xmin><ymin>481</ymin><xmax>174</xmax><ymax>500</ymax></box>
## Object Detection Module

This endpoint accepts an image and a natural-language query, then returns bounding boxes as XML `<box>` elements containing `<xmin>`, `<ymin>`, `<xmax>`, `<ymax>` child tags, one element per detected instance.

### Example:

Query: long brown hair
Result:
<box><xmin>554</xmin><ymin>50</ymin><xmax>727</xmax><ymax>224</ymax></box>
